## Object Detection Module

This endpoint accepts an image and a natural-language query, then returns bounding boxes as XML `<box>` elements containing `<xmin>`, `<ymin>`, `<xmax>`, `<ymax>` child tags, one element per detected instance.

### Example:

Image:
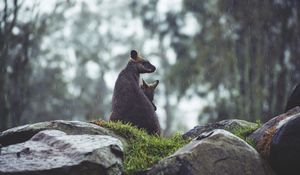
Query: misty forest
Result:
<box><xmin>1</xmin><ymin>0</ymin><xmax>300</xmax><ymax>135</ymax></box>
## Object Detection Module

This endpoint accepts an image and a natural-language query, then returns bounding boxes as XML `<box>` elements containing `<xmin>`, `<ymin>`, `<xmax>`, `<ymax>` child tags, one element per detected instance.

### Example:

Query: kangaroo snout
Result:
<box><xmin>150</xmin><ymin>65</ymin><xmax>156</xmax><ymax>72</ymax></box>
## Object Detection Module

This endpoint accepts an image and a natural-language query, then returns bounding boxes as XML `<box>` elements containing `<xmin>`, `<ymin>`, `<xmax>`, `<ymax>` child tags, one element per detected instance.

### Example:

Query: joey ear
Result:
<box><xmin>152</xmin><ymin>80</ymin><xmax>159</xmax><ymax>88</ymax></box>
<box><xmin>142</xmin><ymin>79</ymin><xmax>148</xmax><ymax>87</ymax></box>
<box><xmin>131</xmin><ymin>50</ymin><xmax>138</xmax><ymax>60</ymax></box>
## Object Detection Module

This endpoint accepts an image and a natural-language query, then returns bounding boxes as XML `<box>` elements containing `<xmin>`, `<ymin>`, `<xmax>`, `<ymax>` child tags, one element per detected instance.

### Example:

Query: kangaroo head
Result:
<box><xmin>129</xmin><ymin>50</ymin><xmax>156</xmax><ymax>73</ymax></box>
<box><xmin>141</xmin><ymin>79</ymin><xmax>159</xmax><ymax>111</ymax></box>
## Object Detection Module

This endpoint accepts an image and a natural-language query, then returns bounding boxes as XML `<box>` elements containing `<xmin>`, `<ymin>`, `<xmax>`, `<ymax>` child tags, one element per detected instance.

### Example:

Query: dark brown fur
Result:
<box><xmin>141</xmin><ymin>79</ymin><xmax>159</xmax><ymax>111</ymax></box>
<box><xmin>110</xmin><ymin>50</ymin><xmax>161</xmax><ymax>135</ymax></box>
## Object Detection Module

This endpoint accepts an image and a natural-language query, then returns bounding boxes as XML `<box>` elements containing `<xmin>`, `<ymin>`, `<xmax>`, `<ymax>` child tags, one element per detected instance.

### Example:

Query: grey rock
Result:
<box><xmin>183</xmin><ymin>119</ymin><xmax>259</xmax><ymax>139</ymax></box>
<box><xmin>0</xmin><ymin>120</ymin><xmax>125</xmax><ymax>146</ymax></box>
<box><xmin>148</xmin><ymin>129</ymin><xmax>274</xmax><ymax>175</ymax></box>
<box><xmin>0</xmin><ymin>130</ymin><xmax>124</xmax><ymax>175</ymax></box>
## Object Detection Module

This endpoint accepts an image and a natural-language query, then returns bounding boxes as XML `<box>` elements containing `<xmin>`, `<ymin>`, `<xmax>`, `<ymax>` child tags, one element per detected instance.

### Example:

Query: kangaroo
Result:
<box><xmin>110</xmin><ymin>50</ymin><xmax>161</xmax><ymax>135</ymax></box>
<box><xmin>141</xmin><ymin>79</ymin><xmax>159</xmax><ymax>111</ymax></box>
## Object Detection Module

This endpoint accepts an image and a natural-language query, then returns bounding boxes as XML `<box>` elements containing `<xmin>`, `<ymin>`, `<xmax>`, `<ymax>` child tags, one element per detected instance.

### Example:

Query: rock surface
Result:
<box><xmin>248</xmin><ymin>106</ymin><xmax>300</xmax><ymax>159</ymax></box>
<box><xmin>183</xmin><ymin>119</ymin><xmax>258</xmax><ymax>139</ymax></box>
<box><xmin>269</xmin><ymin>113</ymin><xmax>300</xmax><ymax>175</ymax></box>
<box><xmin>0</xmin><ymin>120</ymin><xmax>124</xmax><ymax>146</ymax></box>
<box><xmin>147</xmin><ymin>129</ymin><xmax>274</xmax><ymax>175</ymax></box>
<box><xmin>0</xmin><ymin>129</ymin><xmax>124</xmax><ymax>175</ymax></box>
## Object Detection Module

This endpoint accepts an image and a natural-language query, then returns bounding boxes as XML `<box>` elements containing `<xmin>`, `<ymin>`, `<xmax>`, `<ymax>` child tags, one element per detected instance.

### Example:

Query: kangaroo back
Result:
<box><xmin>110</xmin><ymin>50</ymin><xmax>161</xmax><ymax>135</ymax></box>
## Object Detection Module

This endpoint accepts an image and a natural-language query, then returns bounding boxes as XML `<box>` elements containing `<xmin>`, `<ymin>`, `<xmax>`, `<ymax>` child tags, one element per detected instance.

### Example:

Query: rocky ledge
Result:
<box><xmin>1</xmin><ymin>107</ymin><xmax>300</xmax><ymax>175</ymax></box>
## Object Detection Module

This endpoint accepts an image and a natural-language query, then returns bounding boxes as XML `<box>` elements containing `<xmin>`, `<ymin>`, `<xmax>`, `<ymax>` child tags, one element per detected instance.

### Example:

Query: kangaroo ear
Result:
<box><xmin>142</xmin><ymin>79</ymin><xmax>148</xmax><ymax>87</ymax></box>
<box><xmin>152</xmin><ymin>80</ymin><xmax>159</xmax><ymax>89</ymax></box>
<box><xmin>131</xmin><ymin>50</ymin><xmax>138</xmax><ymax>60</ymax></box>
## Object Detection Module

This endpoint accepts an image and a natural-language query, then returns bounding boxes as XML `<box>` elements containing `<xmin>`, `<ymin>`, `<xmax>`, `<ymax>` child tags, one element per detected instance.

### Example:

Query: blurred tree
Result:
<box><xmin>3</xmin><ymin>0</ymin><xmax>300</xmax><ymax>133</ymax></box>
<box><xmin>130</xmin><ymin>0</ymin><xmax>300</xmax><ymax>125</ymax></box>
<box><xmin>21</xmin><ymin>1</ymin><xmax>79</xmax><ymax>123</ymax></box>
<box><xmin>0</xmin><ymin>0</ymin><xmax>76</xmax><ymax>129</ymax></box>
<box><xmin>0</xmin><ymin>0</ymin><xmax>17</xmax><ymax>130</ymax></box>
<box><xmin>21</xmin><ymin>1</ymin><xmax>110</xmax><ymax>122</ymax></box>
<box><xmin>0</xmin><ymin>0</ymin><xmax>47</xmax><ymax>130</ymax></box>
<box><xmin>177</xmin><ymin>0</ymin><xmax>300</xmax><ymax>122</ymax></box>
<box><xmin>25</xmin><ymin>0</ymin><xmax>135</xmax><ymax>123</ymax></box>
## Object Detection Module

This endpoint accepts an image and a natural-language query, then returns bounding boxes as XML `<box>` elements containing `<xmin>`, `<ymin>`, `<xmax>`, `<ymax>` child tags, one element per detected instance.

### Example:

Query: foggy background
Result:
<box><xmin>1</xmin><ymin>0</ymin><xmax>300</xmax><ymax>135</ymax></box>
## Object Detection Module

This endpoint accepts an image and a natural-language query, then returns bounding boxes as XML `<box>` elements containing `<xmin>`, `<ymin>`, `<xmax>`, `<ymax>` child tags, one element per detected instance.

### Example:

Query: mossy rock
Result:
<box><xmin>183</xmin><ymin>119</ymin><xmax>261</xmax><ymax>147</ymax></box>
<box><xmin>92</xmin><ymin>120</ymin><xmax>190</xmax><ymax>174</ymax></box>
<box><xmin>147</xmin><ymin>129</ymin><xmax>275</xmax><ymax>175</ymax></box>
<box><xmin>183</xmin><ymin>119</ymin><xmax>260</xmax><ymax>139</ymax></box>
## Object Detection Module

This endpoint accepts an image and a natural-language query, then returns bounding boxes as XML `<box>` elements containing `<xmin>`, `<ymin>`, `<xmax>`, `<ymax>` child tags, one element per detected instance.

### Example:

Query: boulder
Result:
<box><xmin>245</xmin><ymin>107</ymin><xmax>300</xmax><ymax>175</ymax></box>
<box><xmin>147</xmin><ymin>129</ymin><xmax>274</xmax><ymax>175</ymax></box>
<box><xmin>0</xmin><ymin>129</ymin><xmax>124</xmax><ymax>175</ymax></box>
<box><xmin>248</xmin><ymin>106</ymin><xmax>300</xmax><ymax>159</ymax></box>
<box><xmin>183</xmin><ymin>119</ymin><xmax>259</xmax><ymax>139</ymax></box>
<box><xmin>0</xmin><ymin>120</ymin><xmax>124</xmax><ymax>146</ymax></box>
<box><xmin>269</xmin><ymin>113</ymin><xmax>300</xmax><ymax>175</ymax></box>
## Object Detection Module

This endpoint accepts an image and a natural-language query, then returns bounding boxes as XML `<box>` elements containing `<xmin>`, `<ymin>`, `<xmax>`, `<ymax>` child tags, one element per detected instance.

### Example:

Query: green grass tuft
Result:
<box><xmin>92</xmin><ymin>120</ymin><xmax>190</xmax><ymax>174</ymax></box>
<box><xmin>231</xmin><ymin>120</ymin><xmax>261</xmax><ymax>147</ymax></box>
